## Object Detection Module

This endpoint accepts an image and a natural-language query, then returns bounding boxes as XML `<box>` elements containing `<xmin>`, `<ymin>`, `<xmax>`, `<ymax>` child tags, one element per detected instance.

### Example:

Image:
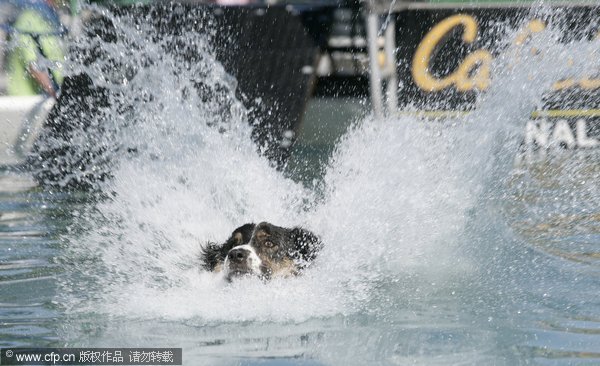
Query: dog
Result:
<box><xmin>201</xmin><ymin>222</ymin><xmax>322</xmax><ymax>281</ymax></box>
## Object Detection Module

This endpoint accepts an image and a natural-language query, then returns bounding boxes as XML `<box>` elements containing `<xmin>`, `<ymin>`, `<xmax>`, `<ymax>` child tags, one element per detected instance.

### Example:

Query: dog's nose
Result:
<box><xmin>228</xmin><ymin>248</ymin><xmax>248</xmax><ymax>263</ymax></box>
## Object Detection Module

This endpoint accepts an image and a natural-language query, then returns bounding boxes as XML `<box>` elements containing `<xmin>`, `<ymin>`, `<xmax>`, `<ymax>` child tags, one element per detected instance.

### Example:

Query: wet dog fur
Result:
<box><xmin>201</xmin><ymin>222</ymin><xmax>322</xmax><ymax>281</ymax></box>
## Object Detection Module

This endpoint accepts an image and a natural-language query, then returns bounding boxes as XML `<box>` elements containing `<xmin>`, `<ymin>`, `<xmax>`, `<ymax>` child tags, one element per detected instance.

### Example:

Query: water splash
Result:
<box><xmin>53</xmin><ymin>5</ymin><xmax>599</xmax><ymax>331</ymax></box>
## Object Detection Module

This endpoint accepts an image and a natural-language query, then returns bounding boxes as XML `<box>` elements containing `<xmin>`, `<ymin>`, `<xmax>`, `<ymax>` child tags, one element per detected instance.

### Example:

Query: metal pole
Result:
<box><xmin>384</xmin><ymin>18</ymin><xmax>398</xmax><ymax>113</ymax></box>
<box><xmin>366</xmin><ymin>13</ymin><xmax>383</xmax><ymax>119</ymax></box>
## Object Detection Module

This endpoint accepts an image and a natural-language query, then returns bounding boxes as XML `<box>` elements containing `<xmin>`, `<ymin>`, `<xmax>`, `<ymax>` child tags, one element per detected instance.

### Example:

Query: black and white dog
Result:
<box><xmin>201</xmin><ymin>222</ymin><xmax>322</xmax><ymax>281</ymax></box>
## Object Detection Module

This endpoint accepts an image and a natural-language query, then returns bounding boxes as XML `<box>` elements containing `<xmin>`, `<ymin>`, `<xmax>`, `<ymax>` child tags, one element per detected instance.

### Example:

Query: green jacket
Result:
<box><xmin>7</xmin><ymin>8</ymin><xmax>65</xmax><ymax>96</ymax></box>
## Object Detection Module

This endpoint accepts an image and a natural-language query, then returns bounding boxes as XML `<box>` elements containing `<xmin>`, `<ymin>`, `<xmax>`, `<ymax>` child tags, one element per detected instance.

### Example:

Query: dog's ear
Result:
<box><xmin>200</xmin><ymin>223</ymin><xmax>256</xmax><ymax>272</ymax></box>
<box><xmin>200</xmin><ymin>242</ymin><xmax>223</xmax><ymax>271</ymax></box>
<box><xmin>290</xmin><ymin>227</ymin><xmax>323</xmax><ymax>267</ymax></box>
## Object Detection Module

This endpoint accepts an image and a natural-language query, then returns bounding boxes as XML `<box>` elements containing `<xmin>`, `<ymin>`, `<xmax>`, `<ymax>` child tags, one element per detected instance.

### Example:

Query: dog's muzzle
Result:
<box><xmin>223</xmin><ymin>245</ymin><xmax>262</xmax><ymax>280</ymax></box>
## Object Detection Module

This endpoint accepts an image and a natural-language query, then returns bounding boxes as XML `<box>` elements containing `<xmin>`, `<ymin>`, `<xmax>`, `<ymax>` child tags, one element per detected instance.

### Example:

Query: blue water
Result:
<box><xmin>2</xmin><ymin>112</ymin><xmax>599</xmax><ymax>365</ymax></box>
<box><xmin>1</xmin><ymin>5</ymin><xmax>600</xmax><ymax>366</ymax></box>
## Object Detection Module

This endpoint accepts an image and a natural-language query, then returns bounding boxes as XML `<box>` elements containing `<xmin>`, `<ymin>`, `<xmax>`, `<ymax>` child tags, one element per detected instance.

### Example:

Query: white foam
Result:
<box><xmin>58</xmin><ymin>9</ymin><xmax>600</xmax><ymax>324</ymax></box>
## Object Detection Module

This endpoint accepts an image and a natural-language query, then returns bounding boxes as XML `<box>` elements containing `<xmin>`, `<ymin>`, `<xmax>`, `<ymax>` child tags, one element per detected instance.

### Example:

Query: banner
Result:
<box><xmin>393</xmin><ymin>5</ymin><xmax>600</xmax><ymax>149</ymax></box>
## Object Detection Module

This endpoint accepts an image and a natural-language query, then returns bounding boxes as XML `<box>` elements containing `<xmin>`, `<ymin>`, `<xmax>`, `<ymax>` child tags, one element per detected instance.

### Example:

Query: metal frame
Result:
<box><xmin>368</xmin><ymin>1</ymin><xmax>599</xmax><ymax>13</ymax></box>
<box><xmin>365</xmin><ymin>12</ymin><xmax>398</xmax><ymax>118</ymax></box>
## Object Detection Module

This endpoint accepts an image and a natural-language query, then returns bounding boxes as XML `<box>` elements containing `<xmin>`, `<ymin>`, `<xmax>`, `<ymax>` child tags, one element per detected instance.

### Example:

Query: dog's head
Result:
<box><xmin>201</xmin><ymin>222</ymin><xmax>322</xmax><ymax>281</ymax></box>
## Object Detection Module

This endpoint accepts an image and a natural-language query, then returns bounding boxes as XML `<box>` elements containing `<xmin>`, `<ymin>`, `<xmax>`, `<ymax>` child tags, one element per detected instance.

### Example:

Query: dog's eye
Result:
<box><xmin>264</xmin><ymin>241</ymin><xmax>276</xmax><ymax>248</ymax></box>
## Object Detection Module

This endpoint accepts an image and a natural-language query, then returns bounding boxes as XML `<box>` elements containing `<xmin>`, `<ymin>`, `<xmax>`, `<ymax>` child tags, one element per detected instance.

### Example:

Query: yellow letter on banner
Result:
<box><xmin>412</xmin><ymin>14</ymin><xmax>493</xmax><ymax>92</ymax></box>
